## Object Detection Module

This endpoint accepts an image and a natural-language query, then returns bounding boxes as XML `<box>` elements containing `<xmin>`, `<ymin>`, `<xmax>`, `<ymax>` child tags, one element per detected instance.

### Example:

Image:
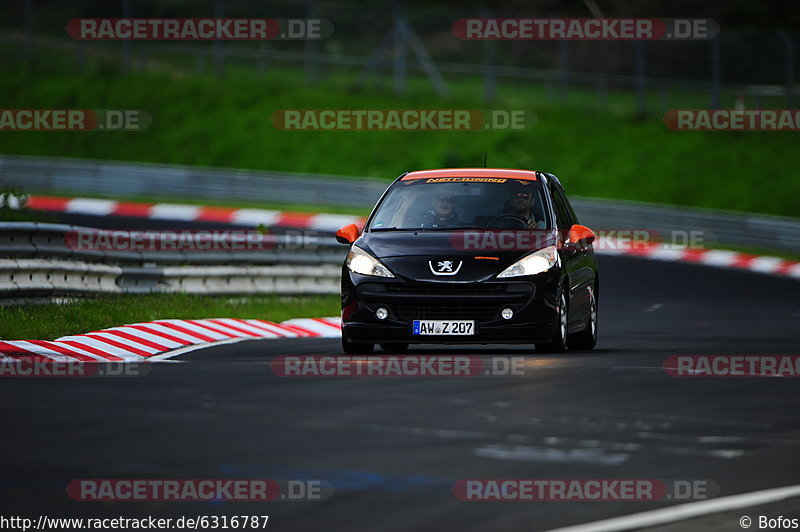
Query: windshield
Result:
<box><xmin>368</xmin><ymin>178</ymin><xmax>551</xmax><ymax>231</ymax></box>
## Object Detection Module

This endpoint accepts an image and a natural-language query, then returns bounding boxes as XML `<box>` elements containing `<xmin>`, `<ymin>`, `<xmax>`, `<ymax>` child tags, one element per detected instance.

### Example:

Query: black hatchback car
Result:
<box><xmin>336</xmin><ymin>168</ymin><xmax>598</xmax><ymax>354</ymax></box>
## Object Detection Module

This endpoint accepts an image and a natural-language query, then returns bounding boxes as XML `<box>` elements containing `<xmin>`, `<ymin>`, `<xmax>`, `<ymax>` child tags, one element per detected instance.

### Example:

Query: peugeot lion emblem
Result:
<box><xmin>429</xmin><ymin>259</ymin><xmax>463</xmax><ymax>276</ymax></box>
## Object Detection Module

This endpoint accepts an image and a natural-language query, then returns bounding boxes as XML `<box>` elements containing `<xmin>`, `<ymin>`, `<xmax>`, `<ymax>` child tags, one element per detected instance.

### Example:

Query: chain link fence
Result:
<box><xmin>2</xmin><ymin>0</ymin><xmax>797</xmax><ymax>112</ymax></box>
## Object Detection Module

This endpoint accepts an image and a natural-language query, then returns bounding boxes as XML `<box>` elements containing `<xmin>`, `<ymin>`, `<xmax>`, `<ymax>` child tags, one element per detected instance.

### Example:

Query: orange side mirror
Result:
<box><xmin>336</xmin><ymin>224</ymin><xmax>360</xmax><ymax>244</ymax></box>
<box><xmin>567</xmin><ymin>224</ymin><xmax>596</xmax><ymax>247</ymax></box>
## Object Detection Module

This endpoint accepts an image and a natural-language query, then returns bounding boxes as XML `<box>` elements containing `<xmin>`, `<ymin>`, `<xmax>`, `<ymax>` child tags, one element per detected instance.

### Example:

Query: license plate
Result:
<box><xmin>412</xmin><ymin>320</ymin><xmax>475</xmax><ymax>336</ymax></box>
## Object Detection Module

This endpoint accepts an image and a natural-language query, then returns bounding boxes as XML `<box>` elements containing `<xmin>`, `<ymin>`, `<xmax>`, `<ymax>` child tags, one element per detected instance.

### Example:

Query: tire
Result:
<box><xmin>341</xmin><ymin>328</ymin><xmax>374</xmax><ymax>354</ymax></box>
<box><xmin>568</xmin><ymin>286</ymin><xmax>598</xmax><ymax>351</ymax></box>
<box><xmin>380</xmin><ymin>343</ymin><xmax>409</xmax><ymax>352</ymax></box>
<box><xmin>536</xmin><ymin>291</ymin><xmax>568</xmax><ymax>353</ymax></box>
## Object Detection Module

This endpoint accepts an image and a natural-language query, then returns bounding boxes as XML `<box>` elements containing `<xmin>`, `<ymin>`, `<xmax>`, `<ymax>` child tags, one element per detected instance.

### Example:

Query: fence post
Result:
<box><xmin>634</xmin><ymin>40</ymin><xmax>646</xmax><ymax>115</ymax></box>
<box><xmin>393</xmin><ymin>10</ymin><xmax>407</xmax><ymax>95</ymax></box>
<box><xmin>483</xmin><ymin>39</ymin><xmax>496</xmax><ymax>103</ymax></box>
<box><xmin>120</xmin><ymin>0</ymin><xmax>132</xmax><ymax>74</ymax></box>
<box><xmin>710</xmin><ymin>36</ymin><xmax>721</xmax><ymax>109</ymax></box>
<box><xmin>659</xmin><ymin>83</ymin><xmax>669</xmax><ymax>111</ymax></box>
<box><xmin>556</xmin><ymin>40</ymin><xmax>569</xmax><ymax>103</ymax></box>
<box><xmin>404</xmin><ymin>19</ymin><xmax>448</xmax><ymax>97</ymax></box>
<box><xmin>545</xmin><ymin>81</ymin><xmax>555</xmax><ymax>102</ymax></box>
<box><xmin>305</xmin><ymin>0</ymin><xmax>319</xmax><ymax>84</ymax></box>
<box><xmin>480</xmin><ymin>9</ymin><xmax>496</xmax><ymax>104</ymax></box>
<box><xmin>23</xmin><ymin>0</ymin><xmax>33</xmax><ymax>63</ymax></box>
<box><xmin>355</xmin><ymin>4</ymin><xmax>447</xmax><ymax>98</ymax></box>
<box><xmin>777</xmin><ymin>30</ymin><xmax>795</xmax><ymax>109</ymax></box>
<box><xmin>354</xmin><ymin>31</ymin><xmax>392</xmax><ymax>90</ymax></box>
<box><xmin>213</xmin><ymin>0</ymin><xmax>225</xmax><ymax>78</ymax></box>
<box><xmin>195</xmin><ymin>51</ymin><xmax>206</xmax><ymax>74</ymax></box>
<box><xmin>76</xmin><ymin>42</ymin><xmax>86</xmax><ymax>71</ymax></box>
<box><xmin>597</xmin><ymin>76</ymin><xmax>608</xmax><ymax>108</ymax></box>
<box><xmin>257</xmin><ymin>44</ymin><xmax>268</xmax><ymax>76</ymax></box>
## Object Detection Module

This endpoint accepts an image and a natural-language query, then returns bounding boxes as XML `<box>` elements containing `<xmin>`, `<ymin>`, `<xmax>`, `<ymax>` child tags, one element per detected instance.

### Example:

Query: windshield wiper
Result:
<box><xmin>415</xmin><ymin>226</ymin><xmax>488</xmax><ymax>231</ymax></box>
<box><xmin>370</xmin><ymin>226</ymin><xmax>490</xmax><ymax>232</ymax></box>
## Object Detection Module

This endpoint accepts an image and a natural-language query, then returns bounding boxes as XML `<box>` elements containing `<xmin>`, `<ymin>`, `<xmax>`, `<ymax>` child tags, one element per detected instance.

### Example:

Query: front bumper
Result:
<box><xmin>341</xmin><ymin>269</ymin><xmax>561</xmax><ymax>344</ymax></box>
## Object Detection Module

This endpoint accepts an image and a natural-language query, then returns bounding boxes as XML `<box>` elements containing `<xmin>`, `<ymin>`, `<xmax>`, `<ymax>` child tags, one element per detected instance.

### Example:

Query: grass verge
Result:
<box><xmin>2</xmin><ymin>65</ymin><xmax>799</xmax><ymax>218</ymax></box>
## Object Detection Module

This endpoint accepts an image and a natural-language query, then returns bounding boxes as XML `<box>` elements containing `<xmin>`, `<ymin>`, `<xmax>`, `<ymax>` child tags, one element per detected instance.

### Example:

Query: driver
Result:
<box><xmin>418</xmin><ymin>191</ymin><xmax>462</xmax><ymax>228</ymax></box>
<box><xmin>506</xmin><ymin>187</ymin><xmax>543</xmax><ymax>229</ymax></box>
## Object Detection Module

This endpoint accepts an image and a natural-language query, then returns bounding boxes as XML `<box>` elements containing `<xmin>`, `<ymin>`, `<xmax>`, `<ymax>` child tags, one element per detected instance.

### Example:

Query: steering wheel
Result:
<box><xmin>487</xmin><ymin>213</ymin><xmax>529</xmax><ymax>228</ymax></box>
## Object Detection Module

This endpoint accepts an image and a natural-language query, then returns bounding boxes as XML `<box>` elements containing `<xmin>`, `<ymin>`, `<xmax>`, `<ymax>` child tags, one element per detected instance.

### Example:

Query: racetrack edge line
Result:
<box><xmin>147</xmin><ymin>337</ymin><xmax>252</xmax><ymax>361</ymax></box>
<box><xmin>544</xmin><ymin>483</ymin><xmax>800</xmax><ymax>532</ymax></box>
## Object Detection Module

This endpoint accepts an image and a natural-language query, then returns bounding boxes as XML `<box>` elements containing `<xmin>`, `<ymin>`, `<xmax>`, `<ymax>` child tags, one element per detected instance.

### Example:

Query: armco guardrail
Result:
<box><xmin>0</xmin><ymin>222</ymin><xmax>347</xmax><ymax>266</ymax></box>
<box><xmin>0</xmin><ymin>222</ymin><xmax>346</xmax><ymax>296</ymax></box>
<box><xmin>0</xmin><ymin>154</ymin><xmax>388</xmax><ymax>209</ymax></box>
<box><xmin>2</xmin><ymin>155</ymin><xmax>799</xmax><ymax>253</ymax></box>
<box><xmin>570</xmin><ymin>198</ymin><xmax>800</xmax><ymax>254</ymax></box>
<box><xmin>0</xmin><ymin>259</ymin><xmax>122</xmax><ymax>295</ymax></box>
<box><xmin>0</xmin><ymin>259</ymin><xmax>340</xmax><ymax>296</ymax></box>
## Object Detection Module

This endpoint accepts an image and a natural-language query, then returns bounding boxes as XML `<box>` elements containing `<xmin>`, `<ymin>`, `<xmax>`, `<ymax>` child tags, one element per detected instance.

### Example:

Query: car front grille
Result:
<box><xmin>385</xmin><ymin>284</ymin><xmax>506</xmax><ymax>296</ymax></box>
<box><xmin>393</xmin><ymin>304</ymin><xmax>498</xmax><ymax>321</ymax></box>
<box><xmin>360</xmin><ymin>282</ymin><xmax>532</xmax><ymax>322</ymax></box>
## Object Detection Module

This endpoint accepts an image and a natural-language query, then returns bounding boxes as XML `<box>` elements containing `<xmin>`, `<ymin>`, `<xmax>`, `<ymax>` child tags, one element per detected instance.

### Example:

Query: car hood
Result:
<box><xmin>356</xmin><ymin>230</ymin><xmax>559</xmax><ymax>282</ymax></box>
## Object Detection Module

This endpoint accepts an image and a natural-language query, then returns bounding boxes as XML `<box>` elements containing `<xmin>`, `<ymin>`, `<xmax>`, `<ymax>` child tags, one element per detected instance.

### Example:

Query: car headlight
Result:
<box><xmin>347</xmin><ymin>245</ymin><xmax>395</xmax><ymax>278</ymax></box>
<box><xmin>497</xmin><ymin>246</ymin><xmax>559</xmax><ymax>278</ymax></box>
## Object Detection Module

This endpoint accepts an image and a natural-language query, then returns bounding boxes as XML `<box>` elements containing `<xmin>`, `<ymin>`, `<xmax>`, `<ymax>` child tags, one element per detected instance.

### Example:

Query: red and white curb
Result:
<box><xmin>14</xmin><ymin>196</ymin><xmax>800</xmax><ymax>280</ymax></box>
<box><xmin>595</xmin><ymin>240</ymin><xmax>800</xmax><ymax>280</ymax></box>
<box><xmin>23</xmin><ymin>195</ymin><xmax>366</xmax><ymax>232</ymax></box>
<box><xmin>0</xmin><ymin>317</ymin><xmax>341</xmax><ymax>362</ymax></box>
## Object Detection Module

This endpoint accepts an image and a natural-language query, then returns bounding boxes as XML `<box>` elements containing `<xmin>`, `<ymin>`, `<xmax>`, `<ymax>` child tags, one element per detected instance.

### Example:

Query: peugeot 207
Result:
<box><xmin>336</xmin><ymin>168</ymin><xmax>598</xmax><ymax>354</ymax></box>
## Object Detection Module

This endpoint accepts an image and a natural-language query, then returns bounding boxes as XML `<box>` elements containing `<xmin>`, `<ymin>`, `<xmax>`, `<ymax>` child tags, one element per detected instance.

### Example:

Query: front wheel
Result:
<box><xmin>568</xmin><ymin>287</ymin><xmax>597</xmax><ymax>351</ymax></box>
<box><xmin>341</xmin><ymin>328</ymin><xmax>374</xmax><ymax>354</ymax></box>
<box><xmin>536</xmin><ymin>291</ymin><xmax>568</xmax><ymax>353</ymax></box>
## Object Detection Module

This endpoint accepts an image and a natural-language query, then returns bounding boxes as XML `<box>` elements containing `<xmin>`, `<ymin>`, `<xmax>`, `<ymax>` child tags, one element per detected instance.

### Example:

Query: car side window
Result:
<box><xmin>549</xmin><ymin>183</ymin><xmax>571</xmax><ymax>230</ymax></box>
<box><xmin>555</xmin><ymin>185</ymin><xmax>579</xmax><ymax>226</ymax></box>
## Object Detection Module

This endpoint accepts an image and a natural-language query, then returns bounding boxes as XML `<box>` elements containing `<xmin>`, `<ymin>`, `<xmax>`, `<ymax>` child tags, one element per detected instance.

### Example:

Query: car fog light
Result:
<box><xmin>376</xmin><ymin>307</ymin><xmax>389</xmax><ymax>320</ymax></box>
<box><xmin>501</xmin><ymin>308</ymin><xmax>514</xmax><ymax>320</ymax></box>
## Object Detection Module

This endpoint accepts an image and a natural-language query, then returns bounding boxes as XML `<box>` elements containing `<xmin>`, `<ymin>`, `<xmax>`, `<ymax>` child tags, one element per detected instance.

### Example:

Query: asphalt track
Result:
<box><xmin>2</xmin><ymin>251</ymin><xmax>800</xmax><ymax>531</ymax></box>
